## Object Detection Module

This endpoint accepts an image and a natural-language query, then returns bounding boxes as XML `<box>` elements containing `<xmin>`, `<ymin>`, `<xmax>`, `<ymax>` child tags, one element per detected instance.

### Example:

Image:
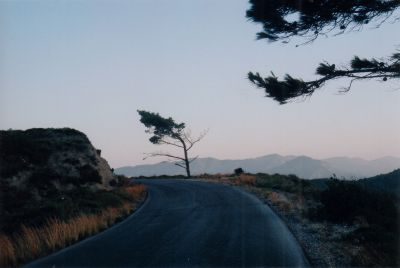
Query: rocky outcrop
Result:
<box><xmin>0</xmin><ymin>128</ymin><xmax>115</xmax><ymax>190</ymax></box>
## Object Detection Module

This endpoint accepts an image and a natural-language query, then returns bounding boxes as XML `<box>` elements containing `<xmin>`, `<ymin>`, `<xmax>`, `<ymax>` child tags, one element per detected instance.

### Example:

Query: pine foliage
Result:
<box><xmin>246</xmin><ymin>0</ymin><xmax>400</xmax><ymax>104</ymax></box>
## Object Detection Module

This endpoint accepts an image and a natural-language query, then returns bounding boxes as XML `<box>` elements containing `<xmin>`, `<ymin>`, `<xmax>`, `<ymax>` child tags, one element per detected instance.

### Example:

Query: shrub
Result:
<box><xmin>234</xmin><ymin>168</ymin><xmax>244</xmax><ymax>175</ymax></box>
<box><xmin>115</xmin><ymin>175</ymin><xmax>131</xmax><ymax>187</ymax></box>
<box><xmin>344</xmin><ymin>226</ymin><xmax>399</xmax><ymax>266</ymax></box>
<box><xmin>109</xmin><ymin>179</ymin><xmax>118</xmax><ymax>187</ymax></box>
<box><xmin>0</xmin><ymin>128</ymin><xmax>92</xmax><ymax>179</ymax></box>
<box><xmin>29</xmin><ymin>168</ymin><xmax>58</xmax><ymax>187</ymax></box>
<box><xmin>311</xmin><ymin>179</ymin><xmax>398</xmax><ymax>231</ymax></box>
<box><xmin>78</xmin><ymin>165</ymin><xmax>102</xmax><ymax>183</ymax></box>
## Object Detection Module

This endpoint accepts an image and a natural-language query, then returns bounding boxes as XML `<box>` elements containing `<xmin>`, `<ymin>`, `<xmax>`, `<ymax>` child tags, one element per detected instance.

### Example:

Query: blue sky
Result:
<box><xmin>1</xmin><ymin>0</ymin><xmax>399</xmax><ymax>168</ymax></box>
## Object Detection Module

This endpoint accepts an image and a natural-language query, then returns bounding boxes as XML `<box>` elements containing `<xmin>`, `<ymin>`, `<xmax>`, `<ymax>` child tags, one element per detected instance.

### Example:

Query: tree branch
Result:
<box><xmin>247</xmin><ymin>0</ymin><xmax>400</xmax><ymax>44</ymax></box>
<box><xmin>158</xmin><ymin>138</ymin><xmax>184</xmax><ymax>148</ymax></box>
<box><xmin>248</xmin><ymin>52</ymin><xmax>400</xmax><ymax>104</ymax></box>
<box><xmin>174</xmin><ymin>162</ymin><xmax>186</xmax><ymax>169</ymax></box>
<box><xmin>143</xmin><ymin>152</ymin><xmax>185</xmax><ymax>161</ymax></box>
<box><xmin>189</xmin><ymin>156</ymin><xmax>199</xmax><ymax>163</ymax></box>
<box><xmin>185</xmin><ymin>129</ymin><xmax>209</xmax><ymax>151</ymax></box>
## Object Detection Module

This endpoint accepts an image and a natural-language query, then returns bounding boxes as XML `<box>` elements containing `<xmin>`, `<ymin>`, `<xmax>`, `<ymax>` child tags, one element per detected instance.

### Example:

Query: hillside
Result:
<box><xmin>267</xmin><ymin>156</ymin><xmax>332</xmax><ymax>178</ymax></box>
<box><xmin>311</xmin><ymin>169</ymin><xmax>400</xmax><ymax>198</ymax></box>
<box><xmin>358</xmin><ymin>169</ymin><xmax>400</xmax><ymax>197</ymax></box>
<box><xmin>0</xmin><ymin>128</ymin><xmax>116</xmax><ymax>233</ymax></box>
<box><xmin>116</xmin><ymin>154</ymin><xmax>400</xmax><ymax>179</ymax></box>
<box><xmin>199</xmin><ymin>173</ymin><xmax>399</xmax><ymax>266</ymax></box>
<box><xmin>0</xmin><ymin>128</ymin><xmax>114</xmax><ymax>187</ymax></box>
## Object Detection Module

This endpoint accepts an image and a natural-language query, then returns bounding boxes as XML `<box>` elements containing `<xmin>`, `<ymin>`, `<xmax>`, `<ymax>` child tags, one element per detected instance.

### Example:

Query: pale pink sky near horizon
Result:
<box><xmin>1</xmin><ymin>0</ymin><xmax>399</xmax><ymax>168</ymax></box>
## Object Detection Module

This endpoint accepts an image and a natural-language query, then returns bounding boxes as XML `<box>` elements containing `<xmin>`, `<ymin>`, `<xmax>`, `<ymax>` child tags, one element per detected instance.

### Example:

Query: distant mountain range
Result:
<box><xmin>115</xmin><ymin>154</ymin><xmax>400</xmax><ymax>179</ymax></box>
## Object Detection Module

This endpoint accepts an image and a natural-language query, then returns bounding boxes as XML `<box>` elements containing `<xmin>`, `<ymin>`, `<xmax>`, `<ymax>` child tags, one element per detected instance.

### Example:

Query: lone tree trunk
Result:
<box><xmin>182</xmin><ymin>143</ymin><xmax>191</xmax><ymax>178</ymax></box>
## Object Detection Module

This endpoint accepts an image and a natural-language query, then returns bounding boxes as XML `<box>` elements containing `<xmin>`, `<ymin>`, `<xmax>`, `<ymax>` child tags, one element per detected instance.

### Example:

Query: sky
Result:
<box><xmin>1</xmin><ymin>0</ymin><xmax>399</xmax><ymax>168</ymax></box>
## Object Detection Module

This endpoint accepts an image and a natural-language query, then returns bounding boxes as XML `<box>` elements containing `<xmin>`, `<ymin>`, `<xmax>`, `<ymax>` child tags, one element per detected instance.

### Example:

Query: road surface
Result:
<box><xmin>27</xmin><ymin>179</ymin><xmax>309</xmax><ymax>267</ymax></box>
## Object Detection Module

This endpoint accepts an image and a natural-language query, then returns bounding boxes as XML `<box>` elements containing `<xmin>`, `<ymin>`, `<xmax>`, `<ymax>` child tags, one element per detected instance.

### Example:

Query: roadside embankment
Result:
<box><xmin>0</xmin><ymin>128</ymin><xmax>148</xmax><ymax>267</ymax></box>
<box><xmin>0</xmin><ymin>183</ymin><xmax>146</xmax><ymax>267</ymax></box>
<box><xmin>196</xmin><ymin>173</ymin><xmax>399</xmax><ymax>267</ymax></box>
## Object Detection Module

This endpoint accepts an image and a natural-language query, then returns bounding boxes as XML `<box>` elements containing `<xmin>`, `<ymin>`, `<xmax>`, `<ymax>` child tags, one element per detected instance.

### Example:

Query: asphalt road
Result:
<box><xmin>27</xmin><ymin>179</ymin><xmax>309</xmax><ymax>267</ymax></box>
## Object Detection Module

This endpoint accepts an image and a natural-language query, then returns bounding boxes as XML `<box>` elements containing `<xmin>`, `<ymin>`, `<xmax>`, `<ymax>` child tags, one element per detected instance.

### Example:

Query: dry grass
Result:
<box><xmin>197</xmin><ymin>173</ymin><xmax>257</xmax><ymax>186</ymax></box>
<box><xmin>236</xmin><ymin>174</ymin><xmax>257</xmax><ymax>185</ymax></box>
<box><xmin>0</xmin><ymin>184</ymin><xmax>146</xmax><ymax>267</ymax></box>
<box><xmin>266</xmin><ymin>191</ymin><xmax>293</xmax><ymax>212</ymax></box>
<box><xmin>196</xmin><ymin>173</ymin><xmax>234</xmax><ymax>184</ymax></box>
<box><xmin>0</xmin><ymin>234</ymin><xmax>16</xmax><ymax>267</ymax></box>
<box><xmin>124</xmin><ymin>183</ymin><xmax>146</xmax><ymax>200</ymax></box>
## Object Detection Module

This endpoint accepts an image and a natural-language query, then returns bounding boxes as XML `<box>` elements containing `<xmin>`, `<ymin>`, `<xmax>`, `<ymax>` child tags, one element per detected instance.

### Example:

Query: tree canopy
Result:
<box><xmin>246</xmin><ymin>0</ymin><xmax>400</xmax><ymax>104</ymax></box>
<box><xmin>138</xmin><ymin>110</ymin><xmax>185</xmax><ymax>145</ymax></box>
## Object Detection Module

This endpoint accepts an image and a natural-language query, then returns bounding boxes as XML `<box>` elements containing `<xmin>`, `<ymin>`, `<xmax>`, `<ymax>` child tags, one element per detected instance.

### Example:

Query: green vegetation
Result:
<box><xmin>310</xmin><ymin>179</ymin><xmax>397</xmax><ymax>227</ymax></box>
<box><xmin>0</xmin><ymin>128</ymin><xmax>102</xmax><ymax>189</ymax></box>
<box><xmin>0</xmin><ymin>128</ymin><xmax>92</xmax><ymax>178</ymax></box>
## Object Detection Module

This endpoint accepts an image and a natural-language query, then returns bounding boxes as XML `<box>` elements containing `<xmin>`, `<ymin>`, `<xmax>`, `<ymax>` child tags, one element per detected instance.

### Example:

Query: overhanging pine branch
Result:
<box><xmin>246</xmin><ymin>0</ymin><xmax>400</xmax><ymax>44</ymax></box>
<box><xmin>248</xmin><ymin>53</ymin><xmax>400</xmax><ymax>104</ymax></box>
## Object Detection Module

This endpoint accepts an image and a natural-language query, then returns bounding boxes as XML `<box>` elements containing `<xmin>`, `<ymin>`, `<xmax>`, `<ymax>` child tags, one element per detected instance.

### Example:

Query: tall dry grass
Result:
<box><xmin>0</xmin><ymin>234</ymin><xmax>16</xmax><ymax>267</ymax></box>
<box><xmin>237</xmin><ymin>174</ymin><xmax>257</xmax><ymax>185</ymax></box>
<box><xmin>0</xmin><ymin>184</ymin><xmax>146</xmax><ymax>267</ymax></box>
<box><xmin>123</xmin><ymin>183</ymin><xmax>146</xmax><ymax>200</ymax></box>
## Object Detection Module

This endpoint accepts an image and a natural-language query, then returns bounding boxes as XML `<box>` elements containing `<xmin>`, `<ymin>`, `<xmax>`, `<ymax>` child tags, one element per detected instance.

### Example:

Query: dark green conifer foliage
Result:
<box><xmin>246</xmin><ymin>0</ymin><xmax>400</xmax><ymax>104</ymax></box>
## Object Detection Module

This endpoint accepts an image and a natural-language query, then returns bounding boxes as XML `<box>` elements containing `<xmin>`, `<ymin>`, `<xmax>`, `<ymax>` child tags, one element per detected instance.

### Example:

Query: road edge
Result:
<box><xmin>24</xmin><ymin>189</ymin><xmax>151</xmax><ymax>267</ymax></box>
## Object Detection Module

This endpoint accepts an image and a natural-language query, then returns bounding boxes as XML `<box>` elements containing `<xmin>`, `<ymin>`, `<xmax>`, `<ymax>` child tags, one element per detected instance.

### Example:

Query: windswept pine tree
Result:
<box><xmin>137</xmin><ymin>110</ymin><xmax>207</xmax><ymax>178</ymax></box>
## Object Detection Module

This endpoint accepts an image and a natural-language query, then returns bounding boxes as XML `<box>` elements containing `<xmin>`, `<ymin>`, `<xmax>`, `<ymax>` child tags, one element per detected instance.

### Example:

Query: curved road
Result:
<box><xmin>28</xmin><ymin>179</ymin><xmax>309</xmax><ymax>267</ymax></box>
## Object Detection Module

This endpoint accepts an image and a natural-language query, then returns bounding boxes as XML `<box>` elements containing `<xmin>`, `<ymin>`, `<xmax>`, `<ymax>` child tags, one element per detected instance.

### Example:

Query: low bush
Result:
<box><xmin>78</xmin><ymin>164</ymin><xmax>102</xmax><ymax>183</ymax></box>
<box><xmin>234</xmin><ymin>168</ymin><xmax>244</xmax><ymax>175</ymax></box>
<box><xmin>345</xmin><ymin>225</ymin><xmax>399</xmax><ymax>266</ymax></box>
<box><xmin>310</xmin><ymin>179</ymin><xmax>398</xmax><ymax>230</ymax></box>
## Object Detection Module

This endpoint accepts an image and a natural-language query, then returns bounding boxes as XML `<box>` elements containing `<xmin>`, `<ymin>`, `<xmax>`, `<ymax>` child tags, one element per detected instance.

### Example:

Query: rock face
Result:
<box><xmin>0</xmin><ymin>128</ymin><xmax>114</xmax><ymax>189</ymax></box>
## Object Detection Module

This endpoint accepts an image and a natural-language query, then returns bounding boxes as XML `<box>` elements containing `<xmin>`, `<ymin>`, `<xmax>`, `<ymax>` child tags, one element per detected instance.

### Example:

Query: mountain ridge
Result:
<box><xmin>116</xmin><ymin>154</ymin><xmax>400</xmax><ymax>179</ymax></box>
